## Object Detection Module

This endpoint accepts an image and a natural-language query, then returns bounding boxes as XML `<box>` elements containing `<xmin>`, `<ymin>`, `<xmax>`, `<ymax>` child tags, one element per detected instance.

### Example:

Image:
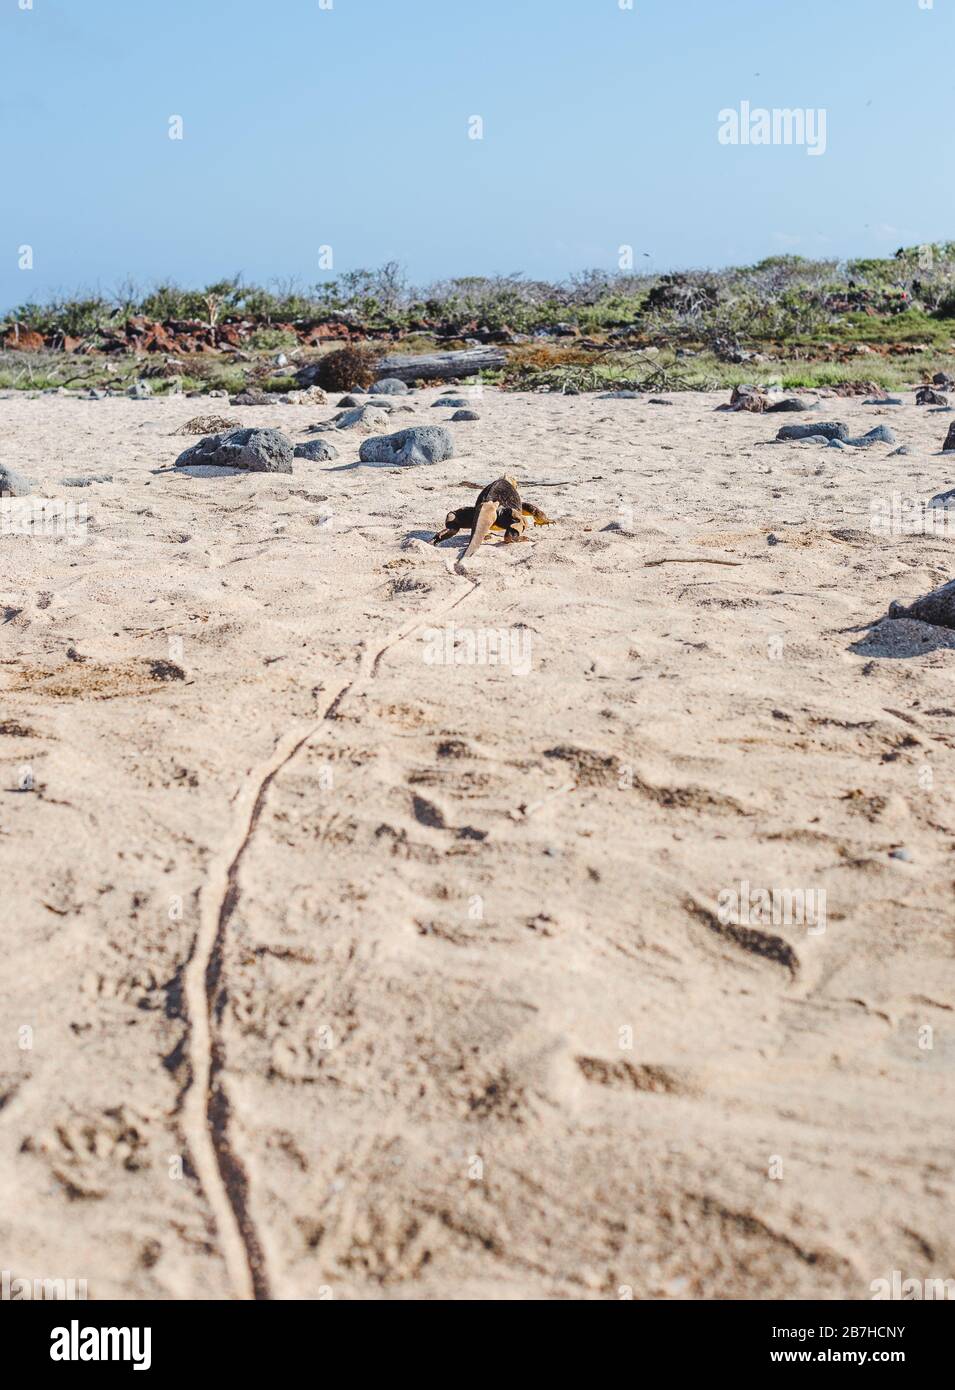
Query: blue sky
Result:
<box><xmin>1</xmin><ymin>0</ymin><xmax>952</xmax><ymax>309</ymax></box>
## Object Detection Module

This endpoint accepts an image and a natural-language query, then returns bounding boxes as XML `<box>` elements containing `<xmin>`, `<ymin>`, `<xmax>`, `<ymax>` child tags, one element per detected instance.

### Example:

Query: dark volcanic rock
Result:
<box><xmin>777</xmin><ymin>421</ymin><xmax>849</xmax><ymax>442</ymax></box>
<box><xmin>175</xmin><ymin>427</ymin><xmax>293</xmax><ymax>473</ymax></box>
<box><xmin>451</xmin><ymin>409</ymin><xmax>480</xmax><ymax>421</ymax></box>
<box><xmin>293</xmin><ymin>438</ymin><xmax>339</xmax><ymax>462</ymax></box>
<box><xmin>944</xmin><ymin>421</ymin><xmax>955</xmax><ymax>452</ymax></box>
<box><xmin>888</xmin><ymin>578</ymin><xmax>955</xmax><ymax>629</ymax></box>
<box><xmin>359</xmin><ymin>425</ymin><xmax>454</xmax><ymax>465</ymax></box>
<box><xmin>916</xmin><ymin>386</ymin><xmax>948</xmax><ymax>406</ymax></box>
<box><xmin>766</xmin><ymin>397</ymin><xmax>812</xmax><ymax>412</ymax></box>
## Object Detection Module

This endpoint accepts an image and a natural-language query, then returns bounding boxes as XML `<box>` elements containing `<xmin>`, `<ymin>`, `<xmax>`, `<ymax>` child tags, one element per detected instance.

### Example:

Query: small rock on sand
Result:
<box><xmin>943</xmin><ymin>422</ymin><xmax>955</xmax><ymax>452</ymax></box>
<box><xmin>432</xmin><ymin>398</ymin><xmax>472</xmax><ymax>409</ymax></box>
<box><xmin>451</xmin><ymin>409</ymin><xmax>480</xmax><ymax>421</ymax></box>
<box><xmin>175</xmin><ymin>427</ymin><xmax>293</xmax><ymax>474</ymax></box>
<box><xmin>0</xmin><ymin>466</ymin><xmax>32</xmax><ymax>496</ymax></box>
<box><xmin>232</xmin><ymin>389</ymin><xmax>274</xmax><ymax>406</ymax></box>
<box><xmin>370</xmin><ymin>378</ymin><xmax>410</xmax><ymax>395</ymax></box>
<box><xmin>127</xmin><ymin>382</ymin><xmax>152</xmax><ymax>400</ymax></box>
<box><xmin>293</xmin><ymin>439</ymin><xmax>340</xmax><ymax>462</ymax></box>
<box><xmin>280</xmin><ymin>386</ymin><xmax>328</xmax><ymax>406</ymax></box>
<box><xmin>314</xmin><ymin>406</ymin><xmax>390</xmax><ymax>434</ymax></box>
<box><xmin>359</xmin><ymin>425</ymin><xmax>454</xmax><ymax>465</ymax></box>
<box><xmin>60</xmin><ymin>474</ymin><xmax>113</xmax><ymax>487</ymax></box>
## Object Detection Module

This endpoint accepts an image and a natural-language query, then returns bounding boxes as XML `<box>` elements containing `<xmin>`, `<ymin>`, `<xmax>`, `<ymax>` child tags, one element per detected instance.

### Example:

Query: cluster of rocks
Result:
<box><xmin>172</xmin><ymin>380</ymin><xmax>468</xmax><ymax>475</ymax></box>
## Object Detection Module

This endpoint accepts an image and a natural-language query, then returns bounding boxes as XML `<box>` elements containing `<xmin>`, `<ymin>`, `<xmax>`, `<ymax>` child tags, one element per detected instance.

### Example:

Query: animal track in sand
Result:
<box><xmin>179</xmin><ymin>574</ymin><xmax>480</xmax><ymax>1299</ymax></box>
<box><xmin>576</xmin><ymin>1056</ymin><xmax>696</xmax><ymax>1096</ymax></box>
<box><xmin>683</xmin><ymin>895</ymin><xmax>801</xmax><ymax>980</ymax></box>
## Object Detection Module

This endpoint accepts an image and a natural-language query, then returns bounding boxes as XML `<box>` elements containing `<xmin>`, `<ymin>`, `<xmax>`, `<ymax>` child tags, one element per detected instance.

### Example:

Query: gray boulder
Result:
<box><xmin>175</xmin><ymin>427</ymin><xmax>293</xmax><ymax>473</ymax></box>
<box><xmin>451</xmin><ymin>409</ymin><xmax>480</xmax><ymax>421</ymax></box>
<box><xmin>370</xmin><ymin>378</ymin><xmax>410</xmax><ymax>395</ymax></box>
<box><xmin>777</xmin><ymin>421</ymin><xmax>849</xmax><ymax>442</ymax></box>
<box><xmin>294</xmin><ymin>438</ymin><xmax>339</xmax><ymax>462</ymax></box>
<box><xmin>766</xmin><ymin>397</ymin><xmax>812</xmax><ymax>412</ymax></box>
<box><xmin>359</xmin><ymin>425</ymin><xmax>454</xmax><ymax>466</ymax></box>
<box><xmin>0</xmin><ymin>466</ymin><xmax>32</xmax><ymax>496</ymax></box>
<box><xmin>432</xmin><ymin>397</ymin><xmax>472</xmax><ymax>409</ymax></box>
<box><xmin>944</xmin><ymin>421</ymin><xmax>955</xmax><ymax>452</ymax></box>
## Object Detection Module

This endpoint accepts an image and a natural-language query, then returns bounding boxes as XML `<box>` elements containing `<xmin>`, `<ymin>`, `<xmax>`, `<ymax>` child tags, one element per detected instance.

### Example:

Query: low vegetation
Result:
<box><xmin>3</xmin><ymin>246</ymin><xmax>954</xmax><ymax>394</ymax></box>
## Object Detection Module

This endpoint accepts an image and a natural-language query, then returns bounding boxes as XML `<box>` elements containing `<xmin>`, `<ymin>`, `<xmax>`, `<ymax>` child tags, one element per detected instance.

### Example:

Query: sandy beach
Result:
<box><xmin>1</xmin><ymin>385</ymin><xmax>953</xmax><ymax>1300</ymax></box>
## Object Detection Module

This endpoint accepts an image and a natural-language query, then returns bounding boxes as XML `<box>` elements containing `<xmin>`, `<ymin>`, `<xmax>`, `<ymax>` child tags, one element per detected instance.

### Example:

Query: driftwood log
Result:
<box><xmin>373</xmin><ymin>346</ymin><xmax>506</xmax><ymax>383</ymax></box>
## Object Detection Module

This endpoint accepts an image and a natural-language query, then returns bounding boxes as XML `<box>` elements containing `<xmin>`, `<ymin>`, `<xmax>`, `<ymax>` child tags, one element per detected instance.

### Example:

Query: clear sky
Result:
<box><xmin>1</xmin><ymin>0</ymin><xmax>952</xmax><ymax>309</ymax></box>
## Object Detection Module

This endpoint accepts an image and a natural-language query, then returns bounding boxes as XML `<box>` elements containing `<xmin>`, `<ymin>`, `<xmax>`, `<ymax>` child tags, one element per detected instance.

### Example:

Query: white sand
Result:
<box><xmin>1</xmin><ymin>386</ymin><xmax>953</xmax><ymax>1300</ymax></box>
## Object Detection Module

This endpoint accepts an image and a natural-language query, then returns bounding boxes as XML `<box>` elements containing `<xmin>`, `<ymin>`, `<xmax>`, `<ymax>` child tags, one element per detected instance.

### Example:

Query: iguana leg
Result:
<box><xmin>433</xmin><ymin>506</ymin><xmax>475</xmax><ymax>544</ymax></box>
